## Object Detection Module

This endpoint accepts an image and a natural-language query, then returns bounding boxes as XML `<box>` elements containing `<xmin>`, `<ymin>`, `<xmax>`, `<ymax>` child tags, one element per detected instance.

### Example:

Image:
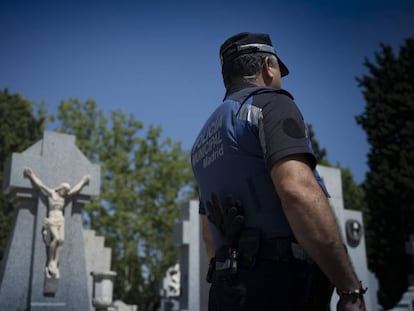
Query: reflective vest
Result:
<box><xmin>191</xmin><ymin>87</ymin><xmax>329</xmax><ymax>250</ymax></box>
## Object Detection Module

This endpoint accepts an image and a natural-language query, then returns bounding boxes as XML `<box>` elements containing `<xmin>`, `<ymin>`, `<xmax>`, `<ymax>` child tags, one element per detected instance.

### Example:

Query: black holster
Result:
<box><xmin>237</xmin><ymin>227</ymin><xmax>261</xmax><ymax>268</ymax></box>
<box><xmin>207</xmin><ymin>245</ymin><xmax>239</xmax><ymax>283</ymax></box>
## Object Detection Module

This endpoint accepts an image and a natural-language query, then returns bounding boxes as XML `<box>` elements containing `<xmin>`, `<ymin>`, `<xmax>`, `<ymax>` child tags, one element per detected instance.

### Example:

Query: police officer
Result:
<box><xmin>191</xmin><ymin>32</ymin><xmax>366</xmax><ymax>310</ymax></box>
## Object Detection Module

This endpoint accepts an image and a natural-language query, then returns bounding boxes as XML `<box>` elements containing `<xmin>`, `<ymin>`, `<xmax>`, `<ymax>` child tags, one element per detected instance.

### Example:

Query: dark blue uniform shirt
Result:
<box><xmin>191</xmin><ymin>84</ymin><xmax>328</xmax><ymax>252</ymax></box>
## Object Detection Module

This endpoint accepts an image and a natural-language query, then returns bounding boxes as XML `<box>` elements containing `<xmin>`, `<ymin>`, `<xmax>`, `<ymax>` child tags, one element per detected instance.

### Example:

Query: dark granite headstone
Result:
<box><xmin>0</xmin><ymin>131</ymin><xmax>100</xmax><ymax>311</ymax></box>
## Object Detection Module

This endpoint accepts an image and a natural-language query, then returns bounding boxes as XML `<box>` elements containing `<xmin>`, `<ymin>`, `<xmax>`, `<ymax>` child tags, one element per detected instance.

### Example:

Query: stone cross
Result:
<box><xmin>316</xmin><ymin>166</ymin><xmax>378</xmax><ymax>311</ymax></box>
<box><xmin>173</xmin><ymin>200</ymin><xmax>209</xmax><ymax>311</ymax></box>
<box><xmin>0</xmin><ymin>131</ymin><xmax>100</xmax><ymax>311</ymax></box>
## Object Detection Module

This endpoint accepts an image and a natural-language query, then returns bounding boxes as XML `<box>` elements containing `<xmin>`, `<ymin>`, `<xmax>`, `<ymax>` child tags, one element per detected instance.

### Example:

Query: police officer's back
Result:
<box><xmin>191</xmin><ymin>32</ymin><xmax>366</xmax><ymax>311</ymax></box>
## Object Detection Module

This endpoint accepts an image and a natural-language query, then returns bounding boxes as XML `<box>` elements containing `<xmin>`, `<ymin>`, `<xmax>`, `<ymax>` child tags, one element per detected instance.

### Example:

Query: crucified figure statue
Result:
<box><xmin>24</xmin><ymin>168</ymin><xmax>90</xmax><ymax>279</ymax></box>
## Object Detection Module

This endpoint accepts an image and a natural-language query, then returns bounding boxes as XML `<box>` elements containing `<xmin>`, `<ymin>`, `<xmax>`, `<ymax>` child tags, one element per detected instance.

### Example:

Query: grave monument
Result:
<box><xmin>0</xmin><ymin>131</ymin><xmax>100</xmax><ymax>310</ymax></box>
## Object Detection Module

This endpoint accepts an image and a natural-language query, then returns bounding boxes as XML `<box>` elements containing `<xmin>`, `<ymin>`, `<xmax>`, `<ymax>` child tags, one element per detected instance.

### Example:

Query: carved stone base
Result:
<box><xmin>44</xmin><ymin>273</ymin><xmax>59</xmax><ymax>295</ymax></box>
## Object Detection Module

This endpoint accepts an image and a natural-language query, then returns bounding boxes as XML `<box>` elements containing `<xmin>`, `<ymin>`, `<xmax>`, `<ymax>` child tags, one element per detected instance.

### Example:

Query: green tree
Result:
<box><xmin>356</xmin><ymin>38</ymin><xmax>414</xmax><ymax>308</ymax></box>
<box><xmin>0</xmin><ymin>88</ymin><xmax>45</xmax><ymax>261</ymax></box>
<box><xmin>54</xmin><ymin>99</ymin><xmax>193</xmax><ymax>310</ymax></box>
<box><xmin>340</xmin><ymin>167</ymin><xmax>366</xmax><ymax>212</ymax></box>
<box><xmin>307</xmin><ymin>123</ymin><xmax>328</xmax><ymax>164</ymax></box>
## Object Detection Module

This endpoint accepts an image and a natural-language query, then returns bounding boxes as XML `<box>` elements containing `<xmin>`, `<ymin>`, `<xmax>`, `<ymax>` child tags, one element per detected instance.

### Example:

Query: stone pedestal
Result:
<box><xmin>90</xmin><ymin>271</ymin><xmax>117</xmax><ymax>310</ymax></box>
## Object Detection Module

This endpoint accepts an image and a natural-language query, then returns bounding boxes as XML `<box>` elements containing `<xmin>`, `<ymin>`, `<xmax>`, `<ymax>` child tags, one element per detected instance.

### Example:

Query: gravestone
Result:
<box><xmin>174</xmin><ymin>165</ymin><xmax>379</xmax><ymax>310</ymax></box>
<box><xmin>83</xmin><ymin>229</ymin><xmax>113</xmax><ymax>311</ymax></box>
<box><xmin>0</xmin><ymin>131</ymin><xmax>100</xmax><ymax>311</ymax></box>
<box><xmin>317</xmin><ymin>166</ymin><xmax>378</xmax><ymax>311</ymax></box>
<box><xmin>159</xmin><ymin>264</ymin><xmax>180</xmax><ymax>311</ymax></box>
<box><xmin>173</xmin><ymin>201</ymin><xmax>209</xmax><ymax>311</ymax></box>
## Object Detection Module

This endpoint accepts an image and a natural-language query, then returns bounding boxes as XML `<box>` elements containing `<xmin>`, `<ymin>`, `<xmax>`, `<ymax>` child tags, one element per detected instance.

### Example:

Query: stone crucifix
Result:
<box><xmin>0</xmin><ymin>131</ymin><xmax>100</xmax><ymax>310</ymax></box>
<box><xmin>24</xmin><ymin>168</ymin><xmax>91</xmax><ymax>279</ymax></box>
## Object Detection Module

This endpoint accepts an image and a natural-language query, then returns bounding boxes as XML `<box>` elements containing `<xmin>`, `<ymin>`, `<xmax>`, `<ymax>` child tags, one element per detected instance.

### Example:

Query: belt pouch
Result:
<box><xmin>237</xmin><ymin>227</ymin><xmax>261</xmax><ymax>268</ymax></box>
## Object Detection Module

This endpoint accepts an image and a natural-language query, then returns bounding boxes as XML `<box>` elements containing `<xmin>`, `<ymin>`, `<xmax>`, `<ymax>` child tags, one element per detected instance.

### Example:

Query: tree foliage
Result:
<box><xmin>340</xmin><ymin>167</ymin><xmax>366</xmax><ymax>211</ymax></box>
<box><xmin>356</xmin><ymin>38</ymin><xmax>414</xmax><ymax>308</ymax></box>
<box><xmin>0</xmin><ymin>88</ymin><xmax>45</xmax><ymax>261</ymax></box>
<box><xmin>307</xmin><ymin>123</ymin><xmax>328</xmax><ymax>164</ymax></box>
<box><xmin>54</xmin><ymin>99</ymin><xmax>194</xmax><ymax>310</ymax></box>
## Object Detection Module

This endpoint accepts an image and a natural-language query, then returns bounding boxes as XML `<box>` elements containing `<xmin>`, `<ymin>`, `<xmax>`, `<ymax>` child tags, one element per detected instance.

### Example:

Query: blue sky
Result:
<box><xmin>1</xmin><ymin>0</ymin><xmax>413</xmax><ymax>184</ymax></box>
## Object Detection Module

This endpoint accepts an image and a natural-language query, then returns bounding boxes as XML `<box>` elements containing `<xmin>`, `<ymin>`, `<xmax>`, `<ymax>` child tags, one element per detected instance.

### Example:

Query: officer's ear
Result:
<box><xmin>262</xmin><ymin>55</ymin><xmax>280</xmax><ymax>79</ymax></box>
<box><xmin>262</xmin><ymin>56</ymin><xmax>276</xmax><ymax>81</ymax></box>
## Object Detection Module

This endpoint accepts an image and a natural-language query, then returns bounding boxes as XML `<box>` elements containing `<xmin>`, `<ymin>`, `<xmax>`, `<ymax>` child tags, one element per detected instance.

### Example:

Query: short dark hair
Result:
<box><xmin>221</xmin><ymin>52</ymin><xmax>269</xmax><ymax>89</ymax></box>
<box><xmin>219</xmin><ymin>32</ymin><xmax>288</xmax><ymax>89</ymax></box>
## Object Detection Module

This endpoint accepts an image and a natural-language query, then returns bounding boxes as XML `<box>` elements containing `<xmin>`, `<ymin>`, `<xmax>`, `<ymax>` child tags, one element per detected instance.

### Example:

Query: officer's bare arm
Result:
<box><xmin>201</xmin><ymin>215</ymin><xmax>215</xmax><ymax>258</ymax></box>
<box><xmin>271</xmin><ymin>154</ymin><xmax>362</xmax><ymax>296</ymax></box>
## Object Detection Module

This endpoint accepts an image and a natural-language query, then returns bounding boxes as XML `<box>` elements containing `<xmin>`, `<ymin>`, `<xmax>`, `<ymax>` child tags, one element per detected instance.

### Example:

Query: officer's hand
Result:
<box><xmin>337</xmin><ymin>295</ymin><xmax>366</xmax><ymax>311</ymax></box>
<box><xmin>221</xmin><ymin>194</ymin><xmax>244</xmax><ymax>239</ymax></box>
<box><xmin>206</xmin><ymin>192</ymin><xmax>244</xmax><ymax>241</ymax></box>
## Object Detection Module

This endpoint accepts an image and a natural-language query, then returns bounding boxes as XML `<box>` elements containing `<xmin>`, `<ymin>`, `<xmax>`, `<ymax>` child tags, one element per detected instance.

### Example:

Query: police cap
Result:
<box><xmin>219</xmin><ymin>32</ymin><xmax>289</xmax><ymax>77</ymax></box>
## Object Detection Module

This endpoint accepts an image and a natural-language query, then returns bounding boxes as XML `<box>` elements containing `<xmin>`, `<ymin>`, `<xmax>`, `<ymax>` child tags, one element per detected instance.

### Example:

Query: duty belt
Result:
<box><xmin>209</xmin><ymin>238</ymin><xmax>314</xmax><ymax>283</ymax></box>
<box><xmin>258</xmin><ymin>238</ymin><xmax>313</xmax><ymax>264</ymax></box>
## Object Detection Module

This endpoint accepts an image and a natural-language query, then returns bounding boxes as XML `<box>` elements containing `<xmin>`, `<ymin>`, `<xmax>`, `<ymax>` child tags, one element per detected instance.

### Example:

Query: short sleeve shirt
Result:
<box><xmin>196</xmin><ymin>84</ymin><xmax>317</xmax><ymax>216</ymax></box>
<box><xmin>224</xmin><ymin>83</ymin><xmax>316</xmax><ymax>171</ymax></box>
<box><xmin>254</xmin><ymin>91</ymin><xmax>316</xmax><ymax>170</ymax></box>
